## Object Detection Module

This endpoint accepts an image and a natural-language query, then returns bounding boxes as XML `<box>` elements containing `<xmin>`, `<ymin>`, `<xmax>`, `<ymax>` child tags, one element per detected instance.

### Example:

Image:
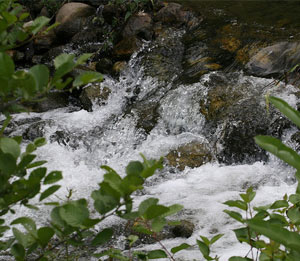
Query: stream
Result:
<box><xmin>3</xmin><ymin>1</ymin><xmax>300</xmax><ymax>260</ymax></box>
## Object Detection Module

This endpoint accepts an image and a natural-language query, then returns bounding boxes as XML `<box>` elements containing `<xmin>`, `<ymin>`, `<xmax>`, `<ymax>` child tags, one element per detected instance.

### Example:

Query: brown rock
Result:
<box><xmin>166</xmin><ymin>142</ymin><xmax>212</xmax><ymax>171</ymax></box>
<box><xmin>122</xmin><ymin>12</ymin><xmax>153</xmax><ymax>40</ymax></box>
<box><xmin>155</xmin><ymin>3</ymin><xmax>182</xmax><ymax>24</ymax></box>
<box><xmin>79</xmin><ymin>84</ymin><xmax>111</xmax><ymax>111</ymax></box>
<box><xmin>112</xmin><ymin>61</ymin><xmax>127</xmax><ymax>74</ymax></box>
<box><xmin>113</xmin><ymin>36</ymin><xmax>143</xmax><ymax>59</ymax></box>
<box><xmin>55</xmin><ymin>3</ymin><xmax>95</xmax><ymax>41</ymax></box>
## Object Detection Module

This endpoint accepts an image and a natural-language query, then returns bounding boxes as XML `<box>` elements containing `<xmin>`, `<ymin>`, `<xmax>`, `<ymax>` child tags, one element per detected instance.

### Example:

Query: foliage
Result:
<box><xmin>108</xmin><ymin>0</ymin><xmax>155</xmax><ymax>22</ymax></box>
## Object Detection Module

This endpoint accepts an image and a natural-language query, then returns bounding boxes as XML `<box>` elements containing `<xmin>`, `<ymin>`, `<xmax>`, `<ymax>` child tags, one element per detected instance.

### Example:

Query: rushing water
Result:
<box><xmin>4</xmin><ymin>1</ymin><xmax>300</xmax><ymax>260</ymax></box>
<box><xmin>7</xmin><ymin>58</ymin><xmax>300</xmax><ymax>260</ymax></box>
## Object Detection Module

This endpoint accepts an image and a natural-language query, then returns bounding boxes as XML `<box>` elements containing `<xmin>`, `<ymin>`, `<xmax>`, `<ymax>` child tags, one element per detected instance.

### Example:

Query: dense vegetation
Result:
<box><xmin>1</xmin><ymin>0</ymin><xmax>300</xmax><ymax>260</ymax></box>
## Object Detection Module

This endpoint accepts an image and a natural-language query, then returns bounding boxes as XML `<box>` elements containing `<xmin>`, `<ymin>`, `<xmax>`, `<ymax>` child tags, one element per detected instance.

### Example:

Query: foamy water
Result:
<box><xmin>6</xmin><ymin>61</ymin><xmax>300</xmax><ymax>260</ymax></box>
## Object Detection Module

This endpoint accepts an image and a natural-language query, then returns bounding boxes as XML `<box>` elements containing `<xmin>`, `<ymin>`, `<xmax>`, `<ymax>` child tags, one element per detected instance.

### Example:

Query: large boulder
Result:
<box><xmin>246</xmin><ymin>42</ymin><xmax>300</xmax><ymax>78</ymax></box>
<box><xmin>200</xmin><ymin>73</ymin><xmax>291</xmax><ymax>164</ymax></box>
<box><xmin>55</xmin><ymin>3</ymin><xmax>95</xmax><ymax>41</ymax></box>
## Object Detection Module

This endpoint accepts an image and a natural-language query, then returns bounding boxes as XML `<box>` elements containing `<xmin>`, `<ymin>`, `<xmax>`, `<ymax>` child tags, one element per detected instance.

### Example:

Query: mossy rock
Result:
<box><xmin>79</xmin><ymin>84</ymin><xmax>111</xmax><ymax>111</ymax></box>
<box><xmin>166</xmin><ymin>142</ymin><xmax>212</xmax><ymax>171</ymax></box>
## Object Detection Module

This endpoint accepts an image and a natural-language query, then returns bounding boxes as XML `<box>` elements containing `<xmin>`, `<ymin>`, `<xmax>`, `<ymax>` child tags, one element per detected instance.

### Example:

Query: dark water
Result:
<box><xmin>171</xmin><ymin>0</ymin><xmax>300</xmax><ymax>40</ymax></box>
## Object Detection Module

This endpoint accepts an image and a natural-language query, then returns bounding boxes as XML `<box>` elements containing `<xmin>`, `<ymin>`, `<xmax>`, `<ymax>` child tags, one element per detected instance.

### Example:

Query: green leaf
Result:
<box><xmin>18</xmin><ymin>154</ymin><xmax>36</xmax><ymax>169</ymax></box>
<box><xmin>103</xmin><ymin>171</ymin><xmax>123</xmax><ymax>196</ymax></box>
<box><xmin>27</xmin><ymin>160</ymin><xmax>47</xmax><ymax>169</ymax></box>
<box><xmin>29</xmin><ymin>65</ymin><xmax>49</xmax><ymax>91</ymax></box>
<box><xmin>73</xmin><ymin>71</ymin><xmax>103</xmax><ymax>87</ymax></box>
<box><xmin>290</xmin><ymin>194</ymin><xmax>300</xmax><ymax>204</ymax></box>
<box><xmin>33</xmin><ymin>137</ymin><xmax>46</xmax><ymax>148</ymax></box>
<box><xmin>0</xmin><ymin>52</ymin><xmax>14</xmax><ymax>77</ymax></box>
<box><xmin>287</xmin><ymin>207</ymin><xmax>300</xmax><ymax>225</ymax></box>
<box><xmin>59</xmin><ymin>200</ymin><xmax>89</xmax><ymax>227</ymax></box>
<box><xmin>255</xmin><ymin>136</ymin><xmax>300</xmax><ymax>171</ymax></box>
<box><xmin>223</xmin><ymin>210</ymin><xmax>244</xmax><ymax>223</ymax></box>
<box><xmin>270</xmin><ymin>200</ymin><xmax>289</xmax><ymax>209</ymax></box>
<box><xmin>233</xmin><ymin>227</ymin><xmax>251</xmax><ymax>243</ymax></box>
<box><xmin>54</xmin><ymin>53</ymin><xmax>75</xmax><ymax>69</ymax></box>
<box><xmin>76</xmin><ymin>53</ymin><xmax>93</xmax><ymax>65</ymax></box>
<box><xmin>171</xmin><ymin>243</ymin><xmax>191</xmax><ymax>254</ymax></box>
<box><xmin>161</xmin><ymin>204</ymin><xmax>183</xmax><ymax>217</ymax></box>
<box><xmin>200</xmin><ymin>235</ymin><xmax>210</xmax><ymax>246</ymax></box>
<box><xmin>44</xmin><ymin>171</ymin><xmax>62</xmax><ymax>185</ymax></box>
<box><xmin>0</xmin><ymin>152</ymin><xmax>16</xmax><ymax>175</ymax></box>
<box><xmin>39</xmin><ymin>185</ymin><xmax>61</xmax><ymax>201</ymax></box>
<box><xmin>140</xmin><ymin>157</ymin><xmax>163</xmax><ymax>178</ymax></box>
<box><xmin>11</xmin><ymin>217</ymin><xmax>36</xmax><ymax>233</ymax></box>
<box><xmin>12</xmin><ymin>70</ymin><xmax>38</xmax><ymax>100</ymax></box>
<box><xmin>26</xmin><ymin>143</ymin><xmax>36</xmax><ymax>154</ymax></box>
<box><xmin>128</xmin><ymin>235</ymin><xmax>139</xmax><ymax>247</ymax></box>
<box><xmin>147</xmin><ymin>250</ymin><xmax>168</xmax><ymax>259</ymax></box>
<box><xmin>229</xmin><ymin>257</ymin><xmax>252</xmax><ymax>261</ymax></box>
<box><xmin>210</xmin><ymin>234</ymin><xmax>224</xmax><ymax>244</ymax></box>
<box><xmin>126</xmin><ymin>161</ymin><xmax>144</xmax><ymax>176</ymax></box>
<box><xmin>11</xmin><ymin>243</ymin><xmax>25</xmax><ymax>260</ymax></box>
<box><xmin>12</xmin><ymin>227</ymin><xmax>33</xmax><ymax>248</ymax></box>
<box><xmin>247</xmin><ymin>219</ymin><xmax>300</xmax><ymax>251</ymax></box>
<box><xmin>138</xmin><ymin>198</ymin><xmax>159</xmax><ymax>215</ymax></box>
<box><xmin>197</xmin><ymin>239</ymin><xmax>210</xmax><ymax>259</ymax></box>
<box><xmin>269</xmin><ymin>96</ymin><xmax>300</xmax><ymax>129</ymax></box>
<box><xmin>29</xmin><ymin>167</ymin><xmax>47</xmax><ymax>182</ymax></box>
<box><xmin>30</xmin><ymin>16</ymin><xmax>50</xmax><ymax>34</ymax></box>
<box><xmin>37</xmin><ymin>227</ymin><xmax>54</xmax><ymax>248</ymax></box>
<box><xmin>151</xmin><ymin>217</ymin><xmax>166</xmax><ymax>233</ymax></box>
<box><xmin>91</xmin><ymin>228</ymin><xmax>113</xmax><ymax>246</ymax></box>
<box><xmin>224</xmin><ymin>200</ymin><xmax>248</xmax><ymax>211</ymax></box>
<box><xmin>0</xmin><ymin>137</ymin><xmax>20</xmax><ymax>159</ymax></box>
<box><xmin>143</xmin><ymin>205</ymin><xmax>169</xmax><ymax>220</ymax></box>
<box><xmin>92</xmin><ymin>191</ymin><xmax>119</xmax><ymax>215</ymax></box>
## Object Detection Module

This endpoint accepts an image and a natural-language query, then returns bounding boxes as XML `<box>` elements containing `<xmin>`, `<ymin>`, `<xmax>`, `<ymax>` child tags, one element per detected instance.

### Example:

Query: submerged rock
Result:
<box><xmin>246</xmin><ymin>41</ymin><xmax>300</xmax><ymax>78</ymax></box>
<box><xmin>166</xmin><ymin>142</ymin><xmax>212</xmax><ymax>171</ymax></box>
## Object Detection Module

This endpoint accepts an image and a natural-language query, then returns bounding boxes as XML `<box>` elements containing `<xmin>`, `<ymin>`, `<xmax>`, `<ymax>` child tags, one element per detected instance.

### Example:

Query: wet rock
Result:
<box><xmin>31</xmin><ymin>92</ymin><xmax>69</xmax><ymax>112</ymax></box>
<box><xmin>171</xmin><ymin>220</ymin><xmax>194</xmax><ymax>238</ymax></box>
<box><xmin>102</xmin><ymin>4</ymin><xmax>122</xmax><ymax>24</ymax></box>
<box><xmin>23</xmin><ymin>120</ymin><xmax>54</xmax><ymax>141</ymax></box>
<box><xmin>199</xmin><ymin>73</ymin><xmax>290</xmax><ymax>164</ymax></box>
<box><xmin>112</xmin><ymin>61</ymin><xmax>127</xmax><ymax>75</ymax></box>
<box><xmin>246</xmin><ymin>41</ymin><xmax>300</xmax><ymax>78</ymax></box>
<box><xmin>115</xmin><ymin>219</ymin><xmax>195</xmax><ymax>247</ymax></box>
<box><xmin>155</xmin><ymin>3</ymin><xmax>184</xmax><ymax>25</ymax></box>
<box><xmin>134</xmin><ymin>102</ymin><xmax>159</xmax><ymax>134</ymax></box>
<box><xmin>138</xmin><ymin>27</ymin><xmax>185</xmax><ymax>82</ymax></box>
<box><xmin>181</xmin><ymin>40</ymin><xmax>222</xmax><ymax>83</ymax></box>
<box><xmin>33</xmin><ymin>29</ymin><xmax>56</xmax><ymax>53</ymax></box>
<box><xmin>113</xmin><ymin>36</ymin><xmax>143</xmax><ymax>59</ymax></box>
<box><xmin>166</xmin><ymin>142</ymin><xmax>212</xmax><ymax>171</ymax></box>
<box><xmin>95</xmin><ymin>58</ymin><xmax>113</xmax><ymax>74</ymax></box>
<box><xmin>291</xmin><ymin>131</ymin><xmax>300</xmax><ymax>152</ymax></box>
<box><xmin>122</xmin><ymin>12</ymin><xmax>153</xmax><ymax>41</ymax></box>
<box><xmin>55</xmin><ymin>3</ymin><xmax>95</xmax><ymax>41</ymax></box>
<box><xmin>79</xmin><ymin>84</ymin><xmax>111</xmax><ymax>111</ymax></box>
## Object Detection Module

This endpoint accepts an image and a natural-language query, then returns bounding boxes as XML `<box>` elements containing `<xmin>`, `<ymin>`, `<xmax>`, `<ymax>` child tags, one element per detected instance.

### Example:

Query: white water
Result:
<box><xmin>7</xmin><ymin>58</ymin><xmax>300</xmax><ymax>260</ymax></box>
